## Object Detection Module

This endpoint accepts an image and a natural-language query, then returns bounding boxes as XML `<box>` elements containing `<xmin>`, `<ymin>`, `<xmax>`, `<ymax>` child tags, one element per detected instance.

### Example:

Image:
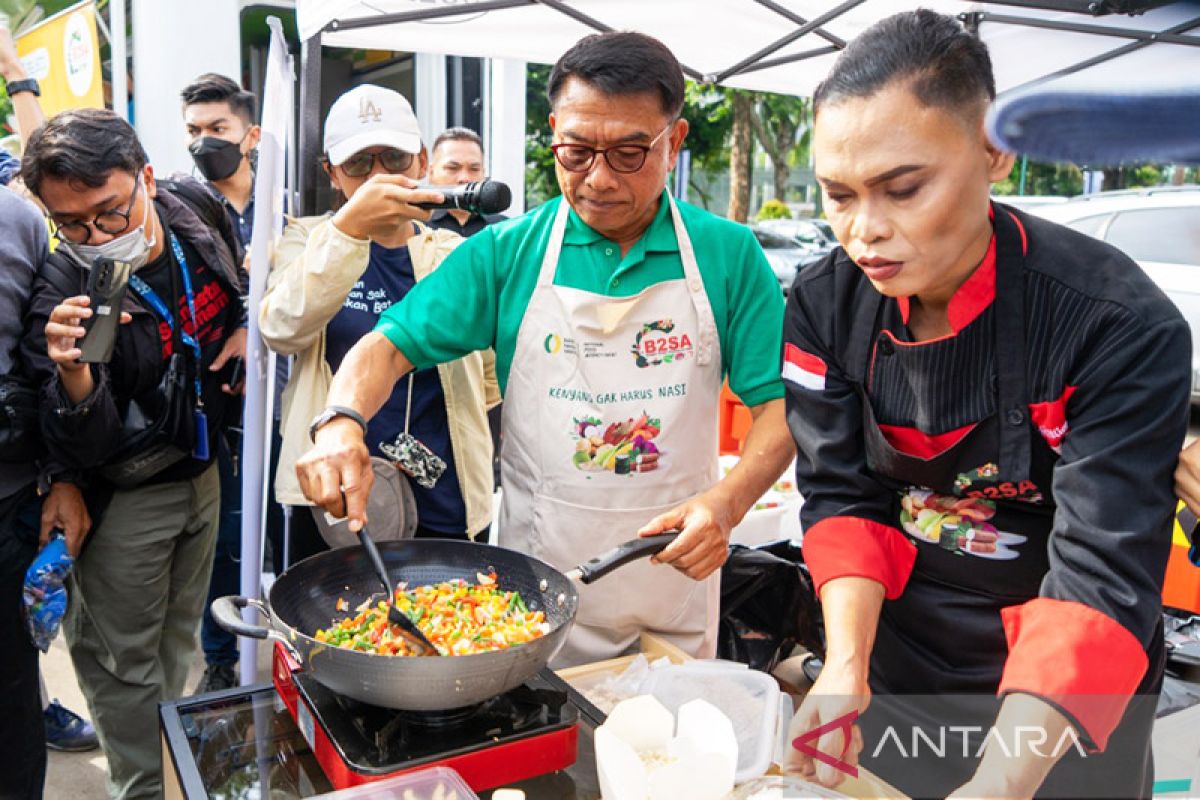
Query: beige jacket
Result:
<box><xmin>260</xmin><ymin>214</ymin><xmax>499</xmax><ymax>537</ymax></box>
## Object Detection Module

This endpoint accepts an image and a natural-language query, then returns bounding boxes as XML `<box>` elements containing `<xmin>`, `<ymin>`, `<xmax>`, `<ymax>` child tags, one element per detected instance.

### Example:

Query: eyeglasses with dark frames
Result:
<box><xmin>550</xmin><ymin>122</ymin><xmax>675</xmax><ymax>175</ymax></box>
<box><xmin>51</xmin><ymin>179</ymin><xmax>143</xmax><ymax>245</ymax></box>
<box><xmin>337</xmin><ymin>148</ymin><xmax>416</xmax><ymax>178</ymax></box>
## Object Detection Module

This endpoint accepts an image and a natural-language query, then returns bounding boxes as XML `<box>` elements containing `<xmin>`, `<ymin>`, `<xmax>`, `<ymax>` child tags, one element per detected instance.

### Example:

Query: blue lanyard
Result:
<box><xmin>128</xmin><ymin>233</ymin><xmax>204</xmax><ymax>408</ymax></box>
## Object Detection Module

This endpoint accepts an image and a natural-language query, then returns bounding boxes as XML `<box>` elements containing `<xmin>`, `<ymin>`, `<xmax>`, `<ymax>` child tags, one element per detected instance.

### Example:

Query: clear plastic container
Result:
<box><xmin>310</xmin><ymin>766</ymin><xmax>479</xmax><ymax>800</ymax></box>
<box><xmin>637</xmin><ymin>660</ymin><xmax>793</xmax><ymax>782</ymax></box>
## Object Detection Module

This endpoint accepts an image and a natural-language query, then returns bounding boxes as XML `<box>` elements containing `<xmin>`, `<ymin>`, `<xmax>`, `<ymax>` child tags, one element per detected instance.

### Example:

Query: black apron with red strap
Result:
<box><xmin>841</xmin><ymin>209</ymin><xmax>1159</xmax><ymax>799</ymax></box>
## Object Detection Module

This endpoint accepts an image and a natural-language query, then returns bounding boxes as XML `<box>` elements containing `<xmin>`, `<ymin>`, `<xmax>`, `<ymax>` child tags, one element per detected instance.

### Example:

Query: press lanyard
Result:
<box><xmin>128</xmin><ymin>232</ymin><xmax>210</xmax><ymax>460</ymax></box>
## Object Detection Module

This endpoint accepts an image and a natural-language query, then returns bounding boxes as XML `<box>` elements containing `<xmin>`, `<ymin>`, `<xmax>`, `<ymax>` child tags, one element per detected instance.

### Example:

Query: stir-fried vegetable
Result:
<box><xmin>314</xmin><ymin>571</ymin><xmax>551</xmax><ymax>656</ymax></box>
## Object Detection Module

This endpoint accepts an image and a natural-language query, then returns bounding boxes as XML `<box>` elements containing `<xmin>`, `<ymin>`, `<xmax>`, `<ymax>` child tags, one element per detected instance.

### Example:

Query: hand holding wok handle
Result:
<box><xmin>565</xmin><ymin>532</ymin><xmax>680</xmax><ymax>584</ymax></box>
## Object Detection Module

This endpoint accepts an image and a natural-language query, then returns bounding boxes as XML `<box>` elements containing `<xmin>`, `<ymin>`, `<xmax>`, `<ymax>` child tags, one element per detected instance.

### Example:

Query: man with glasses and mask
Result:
<box><xmin>21</xmin><ymin>108</ymin><xmax>246</xmax><ymax>800</ymax></box>
<box><xmin>296</xmin><ymin>32</ymin><xmax>794</xmax><ymax>666</ymax></box>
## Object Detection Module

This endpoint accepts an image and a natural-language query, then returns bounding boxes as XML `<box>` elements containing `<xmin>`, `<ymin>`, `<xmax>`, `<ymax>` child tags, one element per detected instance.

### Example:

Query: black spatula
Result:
<box><xmin>357</xmin><ymin>526</ymin><xmax>439</xmax><ymax>656</ymax></box>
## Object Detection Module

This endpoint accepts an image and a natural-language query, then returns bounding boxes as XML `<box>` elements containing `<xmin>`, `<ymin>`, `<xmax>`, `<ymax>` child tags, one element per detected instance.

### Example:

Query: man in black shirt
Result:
<box><xmin>181</xmin><ymin>73</ymin><xmax>259</xmax><ymax>248</ymax></box>
<box><xmin>426</xmin><ymin>127</ymin><xmax>506</xmax><ymax>237</ymax></box>
<box><xmin>22</xmin><ymin>109</ymin><xmax>246</xmax><ymax>800</ymax></box>
<box><xmin>426</xmin><ymin>127</ymin><xmax>505</xmax><ymax>481</ymax></box>
<box><xmin>180</xmin><ymin>72</ymin><xmax>263</xmax><ymax>695</ymax></box>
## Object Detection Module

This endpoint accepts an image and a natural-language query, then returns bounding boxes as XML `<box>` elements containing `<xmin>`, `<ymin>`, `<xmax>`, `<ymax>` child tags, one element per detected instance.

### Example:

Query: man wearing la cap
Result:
<box><xmin>296</xmin><ymin>34</ymin><xmax>794</xmax><ymax>666</ymax></box>
<box><xmin>260</xmin><ymin>85</ymin><xmax>498</xmax><ymax>561</ymax></box>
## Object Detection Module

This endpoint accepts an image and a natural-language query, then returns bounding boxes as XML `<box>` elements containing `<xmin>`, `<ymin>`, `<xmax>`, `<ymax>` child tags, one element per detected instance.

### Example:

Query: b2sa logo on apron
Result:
<box><xmin>631</xmin><ymin>319</ymin><xmax>694</xmax><ymax>368</ymax></box>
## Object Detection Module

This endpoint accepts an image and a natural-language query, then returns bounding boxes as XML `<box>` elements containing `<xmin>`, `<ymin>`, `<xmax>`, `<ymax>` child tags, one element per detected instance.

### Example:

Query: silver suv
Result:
<box><xmin>1027</xmin><ymin>187</ymin><xmax>1200</xmax><ymax>401</ymax></box>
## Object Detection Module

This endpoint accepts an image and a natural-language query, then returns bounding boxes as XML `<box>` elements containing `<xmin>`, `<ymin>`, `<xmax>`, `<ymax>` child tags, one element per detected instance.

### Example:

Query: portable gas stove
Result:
<box><xmin>270</xmin><ymin>643</ymin><xmax>581</xmax><ymax>792</ymax></box>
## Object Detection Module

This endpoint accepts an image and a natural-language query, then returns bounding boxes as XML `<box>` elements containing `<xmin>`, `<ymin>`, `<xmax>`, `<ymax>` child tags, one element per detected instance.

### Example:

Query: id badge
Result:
<box><xmin>192</xmin><ymin>408</ymin><xmax>210</xmax><ymax>461</ymax></box>
<box><xmin>379</xmin><ymin>432</ymin><xmax>446</xmax><ymax>489</ymax></box>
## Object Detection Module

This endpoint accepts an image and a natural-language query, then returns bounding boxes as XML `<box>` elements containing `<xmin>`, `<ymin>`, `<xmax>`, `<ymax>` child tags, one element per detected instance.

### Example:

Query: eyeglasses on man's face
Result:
<box><xmin>51</xmin><ymin>178</ymin><xmax>143</xmax><ymax>245</ymax></box>
<box><xmin>338</xmin><ymin>148</ymin><xmax>415</xmax><ymax>178</ymax></box>
<box><xmin>550</xmin><ymin>122</ymin><xmax>675</xmax><ymax>175</ymax></box>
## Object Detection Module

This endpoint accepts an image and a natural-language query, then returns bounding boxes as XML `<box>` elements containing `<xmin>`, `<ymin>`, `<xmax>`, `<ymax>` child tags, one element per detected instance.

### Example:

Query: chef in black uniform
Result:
<box><xmin>783</xmin><ymin>11</ymin><xmax>1191</xmax><ymax>799</ymax></box>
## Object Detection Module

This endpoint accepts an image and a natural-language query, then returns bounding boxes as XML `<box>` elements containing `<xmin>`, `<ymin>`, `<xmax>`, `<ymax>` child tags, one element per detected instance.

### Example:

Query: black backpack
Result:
<box><xmin>156</xmin><ymin>176</ymin><xmax>245</xmax><ymax>268</ymax></box>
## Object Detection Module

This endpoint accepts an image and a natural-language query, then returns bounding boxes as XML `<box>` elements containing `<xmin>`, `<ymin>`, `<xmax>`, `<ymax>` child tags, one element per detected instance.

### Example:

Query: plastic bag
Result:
<box><xmin>717</xmin><ymin>541</ymin><xmax>823</xmax><ymax>672</ymax></box>
<box><xmin>22</xmin><ymin>532</ymin><xmax>74</xmax><ymax>652</ymax></box>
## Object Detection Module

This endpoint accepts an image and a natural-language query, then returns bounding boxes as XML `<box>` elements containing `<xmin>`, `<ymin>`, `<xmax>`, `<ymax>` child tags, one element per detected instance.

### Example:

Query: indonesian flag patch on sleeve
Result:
<box><xmin>783</xmin><ymin>342</ymin><xmax>827</xmax><ymax>391</ymax></box>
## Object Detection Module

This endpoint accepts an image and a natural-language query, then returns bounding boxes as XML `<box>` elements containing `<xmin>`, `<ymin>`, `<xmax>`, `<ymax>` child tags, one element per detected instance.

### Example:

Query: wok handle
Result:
<box><xmin>574</xmin><ymin>532</ymin><xmax>680</xmax><ymax>585</ymax></box>
<box><xmin>211</xmin><ymin>595</ymin><xmax>272</xmax><ymax>639</ymax></box>
<box><xmin>212</xmin><ymin>595</ymin><xmax>303</xmax><ymax>663</ymax></box>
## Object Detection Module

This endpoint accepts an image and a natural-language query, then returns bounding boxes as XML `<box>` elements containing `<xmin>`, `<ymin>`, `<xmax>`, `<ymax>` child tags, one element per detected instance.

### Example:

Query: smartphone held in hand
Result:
<box><xmin>79</xmin><ymin>257</ymin><xmax>132</xmax><ymax>363</ymax></box>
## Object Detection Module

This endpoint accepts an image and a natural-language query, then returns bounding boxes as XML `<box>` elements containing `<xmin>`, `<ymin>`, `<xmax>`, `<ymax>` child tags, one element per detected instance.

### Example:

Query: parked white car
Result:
<box><xmin>1026</xmin><ymin>187</ymin><xmax>1200</xmax><ymax>401</ymax></box>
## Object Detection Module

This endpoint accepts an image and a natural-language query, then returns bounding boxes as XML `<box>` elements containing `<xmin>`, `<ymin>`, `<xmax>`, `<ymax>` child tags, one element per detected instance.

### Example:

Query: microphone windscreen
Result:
<box><xmin>477</xmin><ymin>180</ymin><xmax>513</xmax><ymax>214</ymax></box>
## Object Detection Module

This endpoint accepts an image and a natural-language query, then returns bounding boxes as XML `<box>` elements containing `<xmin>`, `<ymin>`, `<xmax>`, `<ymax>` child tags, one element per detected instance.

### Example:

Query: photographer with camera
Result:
<box><xmin>21</xmin><ymin>108</ymin><xmax>246</xmax><ymax>800</ymax></box>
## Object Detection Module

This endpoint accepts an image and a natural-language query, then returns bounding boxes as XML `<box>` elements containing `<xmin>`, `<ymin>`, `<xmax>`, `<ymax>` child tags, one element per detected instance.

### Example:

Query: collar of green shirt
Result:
<box><xmin>561</xmin><ymin>190</ymin><xmax>681</xmax><ymax>255</ymax></box>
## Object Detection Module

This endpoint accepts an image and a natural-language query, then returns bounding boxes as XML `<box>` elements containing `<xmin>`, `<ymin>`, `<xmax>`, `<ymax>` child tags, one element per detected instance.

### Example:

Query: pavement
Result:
<box><xmin>41</xmin><ymin>618</ymin><xmax>273</xmax><ymax>799</ymax></box>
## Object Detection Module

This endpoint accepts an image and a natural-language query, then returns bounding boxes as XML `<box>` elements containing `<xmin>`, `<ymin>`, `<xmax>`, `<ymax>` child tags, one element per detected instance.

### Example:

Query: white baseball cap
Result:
<box><xmin>323</xmin><ymin>84</ymin><xmax>422</xmax><ymax>166</ymax></box>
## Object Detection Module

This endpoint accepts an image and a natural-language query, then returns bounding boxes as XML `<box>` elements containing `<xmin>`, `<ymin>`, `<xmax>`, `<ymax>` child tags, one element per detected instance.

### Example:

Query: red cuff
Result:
<box><xmin>999</xmin><ymin>598</ymin><xmax>1148</xmax><ymax>751</ymax></box>
<box><xmin>802</xmin><ymin>516</ymin><xmax>917</xmax><ymax>600</ymax></box>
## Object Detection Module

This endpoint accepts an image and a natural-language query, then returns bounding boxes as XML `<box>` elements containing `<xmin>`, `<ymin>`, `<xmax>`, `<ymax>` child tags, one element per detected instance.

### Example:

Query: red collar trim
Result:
<box><xmin>895</xmin><ymin>232</ymin><xmax>997</xmax><ymax>335</ymax></box>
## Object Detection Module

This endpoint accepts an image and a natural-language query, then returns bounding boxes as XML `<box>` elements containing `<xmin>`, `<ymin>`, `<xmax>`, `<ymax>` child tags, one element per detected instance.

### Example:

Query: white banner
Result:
<box><xmin>239</xmin><ymin>16</ymin><xmax>294</xmax><ymax>686</ymax></box>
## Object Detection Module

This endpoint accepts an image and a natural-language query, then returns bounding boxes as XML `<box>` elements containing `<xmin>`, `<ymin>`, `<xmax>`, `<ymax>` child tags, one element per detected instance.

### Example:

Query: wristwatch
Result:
<box><xmin>310</xmin><ymin>405</ymin><xmax>368</xmax><ymax>443</ymax></box>
<box><xmin>5</xmin><ymin>78</ymin><xmax>40</xmax><ymax>97</ymax></box>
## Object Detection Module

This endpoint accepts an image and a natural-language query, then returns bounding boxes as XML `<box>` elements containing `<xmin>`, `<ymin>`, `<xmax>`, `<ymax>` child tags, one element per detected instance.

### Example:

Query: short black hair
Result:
<box><xmin>814</xmin><ymin>10</ymin><xmax>995</xmax><ymax>118</ymax></box>
<box><xmin>432</xmin><ymin>127</ymin><xmax>484</xmax><ymax>157</ymax></box>
<box><xmin>21</xmin><ymin>108</ymin><xmax>147</xmax><ymax>196</ymax></box>
<box><xmin>180</xmin><ymin>72</ymin><xmax>257</xmax><ymax>125</ymax></box>
<box><xmin>548</xmin><ymin>31</ymin><xmax>684</xmax><ymax>118</ymax></box>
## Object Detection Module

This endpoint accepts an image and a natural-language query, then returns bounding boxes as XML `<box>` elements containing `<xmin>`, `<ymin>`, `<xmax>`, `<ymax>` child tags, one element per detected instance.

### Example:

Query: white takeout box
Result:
<box><xmin>595</xmin><ymin>695</ymin><xmax>738</xmax><ymax>800</ymax></box>
<box><xmin>638</xmin><ymin>660</ymin><xmax>793</xmax><ymax>781</ymax></box>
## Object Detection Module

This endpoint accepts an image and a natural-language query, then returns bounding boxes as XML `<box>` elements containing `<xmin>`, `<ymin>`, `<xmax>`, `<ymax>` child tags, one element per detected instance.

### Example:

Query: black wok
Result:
<box><xmin>212</xmin><ymin>534</ymin><xmax>675</xmax><ymax>711</ymax></box>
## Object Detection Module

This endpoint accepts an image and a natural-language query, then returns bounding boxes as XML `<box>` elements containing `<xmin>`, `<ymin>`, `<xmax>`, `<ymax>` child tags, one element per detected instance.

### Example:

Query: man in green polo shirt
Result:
<box><xmin>298</xmin><ymin>30</ymin><xmax>794</xmax><ymax>665</ymax></box>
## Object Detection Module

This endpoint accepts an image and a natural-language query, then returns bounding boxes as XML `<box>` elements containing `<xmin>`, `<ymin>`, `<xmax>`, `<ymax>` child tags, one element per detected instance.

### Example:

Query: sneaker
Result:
<box><xmin>44</xmin><ymin>699</ymin><xmax>99</xmax><ymax>752</ymax></box>
<box><xmin>195</xmin><ymin>663</ymin><xmax>237</xmax><ymax>695</ymax></box>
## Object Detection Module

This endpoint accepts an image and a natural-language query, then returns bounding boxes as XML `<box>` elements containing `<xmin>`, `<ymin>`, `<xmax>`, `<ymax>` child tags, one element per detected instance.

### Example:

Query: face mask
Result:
<box><xmin>65</xmin><ymin>180</ymin><xmax>158</xmax><ymax>271</ymax></box>
<box><xmin>189</xmin><ymin>135</ymin><xmax>245</xmax><ymax>182</ymax></box>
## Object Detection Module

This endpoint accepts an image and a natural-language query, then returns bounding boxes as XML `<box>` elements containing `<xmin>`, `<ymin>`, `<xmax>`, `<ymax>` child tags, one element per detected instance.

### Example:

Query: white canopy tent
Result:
<box><xmin>297</xmin><ymin>0</ymin><xmax>1200</xmax><ymax>97</ymax></box>
<box><xmin>292</xmin><ymin>0</ymin><xmax>1200</xmax><ymax>211</ymax></box>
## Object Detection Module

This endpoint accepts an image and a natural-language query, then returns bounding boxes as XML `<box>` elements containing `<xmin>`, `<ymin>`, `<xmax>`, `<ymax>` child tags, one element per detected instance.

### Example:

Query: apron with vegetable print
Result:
<box><xmin>499</xmin><ymin>195</ymin><xmax>723</xmax><ymax>667</ymax></box>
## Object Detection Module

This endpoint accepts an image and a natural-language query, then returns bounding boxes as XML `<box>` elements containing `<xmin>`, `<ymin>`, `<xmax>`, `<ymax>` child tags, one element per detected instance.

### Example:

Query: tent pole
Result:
<box><xmin>750</xmin><ymin>0</ymin><xmax>846</xmax><ymax>49</ymax></box>
<box><xmin>1019</xmin><ymin>156</ymin><xmax>1028</xmax><ymax>196</ymax></box>
<box><xmin>712</xmin><ymin>0</ymin><xmax>866</xmax><ymax>84</ymax></box>
<box><xmin>298</xmin><ymin>31</ymin><xmax>323</xmax><ymax>217</ymax></box>
<box><xmin>972</xmin><ymin>10</ymin><xmax>1200</xmax><ymax>47</ymax></box>
<box><xmin>1003</xmin><ymin>14</ymin><xmax>1200</xmax><ymax>93</ymax></box>
<box><xmin>729</xmin><ymin>45</ymin><xmax>842</xmax><ymax>77</ymax></box>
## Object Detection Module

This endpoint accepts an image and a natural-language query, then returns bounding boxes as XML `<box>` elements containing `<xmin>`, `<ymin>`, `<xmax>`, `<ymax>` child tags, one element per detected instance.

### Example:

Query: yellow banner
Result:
<box><xmin>15</xmin><ymin>0</ymin><xmax>104</xmax><ymax>118</ymax></box>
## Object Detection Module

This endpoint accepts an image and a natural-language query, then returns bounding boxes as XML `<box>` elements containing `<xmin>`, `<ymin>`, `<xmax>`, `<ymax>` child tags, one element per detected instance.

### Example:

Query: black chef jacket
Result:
<box><xmin>784</xmin><ymin>204</ymin><xmax>1191</xmax><ymax>797</ymax></box>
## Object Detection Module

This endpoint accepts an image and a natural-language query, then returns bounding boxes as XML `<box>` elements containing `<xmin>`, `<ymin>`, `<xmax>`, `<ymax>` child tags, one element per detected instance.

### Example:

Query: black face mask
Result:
<box><xmin>189</xmin><ymin>136</ymin><xmax>245</xmax><ymax>182</ymax></box>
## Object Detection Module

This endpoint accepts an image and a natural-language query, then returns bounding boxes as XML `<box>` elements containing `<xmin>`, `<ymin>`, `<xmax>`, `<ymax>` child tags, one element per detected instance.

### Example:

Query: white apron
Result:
<box><xmin>499</xmin><ymin>196</ymin><xmax>723</xmax><ymax>666</ymax></box>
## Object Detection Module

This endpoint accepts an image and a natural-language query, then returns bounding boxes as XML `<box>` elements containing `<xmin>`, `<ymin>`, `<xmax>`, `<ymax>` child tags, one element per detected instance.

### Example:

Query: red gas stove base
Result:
<box><xmin>271</xmin><ymin>642</ymin><xmax>580</xmax><ymax>792</ymax></box>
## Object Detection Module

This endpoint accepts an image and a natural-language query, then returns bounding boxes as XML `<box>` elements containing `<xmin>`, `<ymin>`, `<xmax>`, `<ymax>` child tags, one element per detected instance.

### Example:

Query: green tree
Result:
<box><xmin>523</xmin><ymin>63</ymin><xmax>557</xmax><ymax>209</ymax></box>
<box><xmin>756</xmin><ymin>198</ymin><xmax>790</xmax><ymax>221</ymax></box>
<box><xmin>749</xmin><ymin>92</ymin><xmax>810</xmax><ymax>202</ymax></box>
<box><xmin>993</xmin><ymin>160</ymin><xmax>1083</xmax><ymax>197</ymax></box>
<box><xmin>727</xmin><ymin>90</ymin><xmax>754</xmax><ymax>222</ymax></box>
<box><xmin>679</xmin><ymin>82</ymin><xmax>732</xmax><ymax>210</ymax></box>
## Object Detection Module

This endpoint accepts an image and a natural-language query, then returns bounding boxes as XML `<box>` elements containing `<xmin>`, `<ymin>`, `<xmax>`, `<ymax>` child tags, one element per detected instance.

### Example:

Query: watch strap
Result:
<box><xmin>310</xmin><ymin>405</ymin><xmax>368</xmax><ymax>443</ymax></box>
<box><xmin>5</xmin><ymin>78</ymin><xmax>40</xmax><ymax>97</ymax></box>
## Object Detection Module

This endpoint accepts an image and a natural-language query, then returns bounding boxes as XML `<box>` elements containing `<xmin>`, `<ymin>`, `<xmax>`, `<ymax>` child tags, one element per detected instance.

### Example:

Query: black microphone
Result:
<box><xmin>414</xmin><ymin>179</ymin><xmax>512</xmax><ymax>214</ymax></box>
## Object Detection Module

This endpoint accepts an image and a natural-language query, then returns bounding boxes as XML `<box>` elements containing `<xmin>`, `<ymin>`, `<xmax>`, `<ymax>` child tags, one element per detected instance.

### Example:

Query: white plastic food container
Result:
<box><xmin>637</xmin><ymin>660</ymin><xmax>793</xmax><ymax>782</ymax></box>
